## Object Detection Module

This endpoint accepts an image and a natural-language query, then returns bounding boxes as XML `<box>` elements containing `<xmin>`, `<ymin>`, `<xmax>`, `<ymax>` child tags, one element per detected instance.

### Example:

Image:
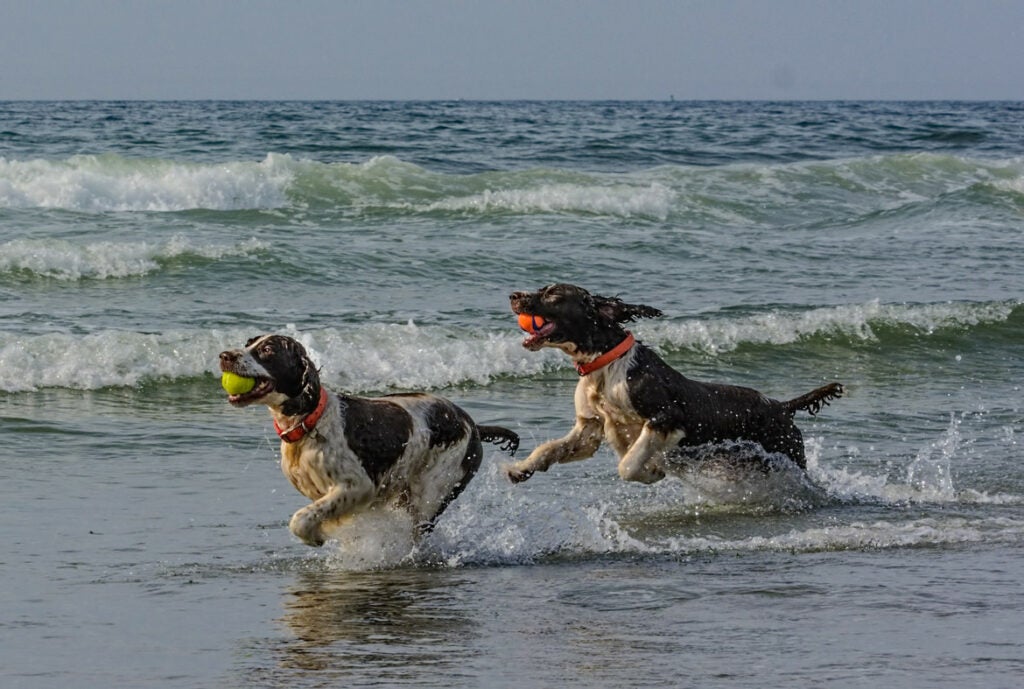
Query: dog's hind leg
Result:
<box><xmin>417</xmin><ymin>437</ymin><xmax>483</xmax><ymax>532</ymax></box>
<box><xmin>759</xmin><ymin>424</ymin><xmax>807</xmax><ymax>469</ymax></box>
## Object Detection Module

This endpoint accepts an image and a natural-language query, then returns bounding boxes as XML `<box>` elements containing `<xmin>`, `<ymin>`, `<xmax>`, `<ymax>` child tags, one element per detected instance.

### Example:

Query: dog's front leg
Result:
<box><xmin>617</xmin><ymin>424</ymin><xmax>683</xmax><ymax>484</ymax></box>
<box><xmin>289</xmin><ymin>478</ymin><xmax>374</xmax><ymax>546</ymax></box>
<box><xmin>505</xmin><ymin>416</ymin><xmax>603</xmax><ymax>483</ymax></box>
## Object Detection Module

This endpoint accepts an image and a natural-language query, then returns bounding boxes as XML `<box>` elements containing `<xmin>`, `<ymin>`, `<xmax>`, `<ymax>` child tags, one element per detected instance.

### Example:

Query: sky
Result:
<box><xmin>1</xmin><ymin>0</ymin><xmax>1022</xmax><ymax>100</ymax></box>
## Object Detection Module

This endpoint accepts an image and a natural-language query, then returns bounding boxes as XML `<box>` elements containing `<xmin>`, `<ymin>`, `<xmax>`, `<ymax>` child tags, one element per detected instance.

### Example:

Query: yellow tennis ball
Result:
<box><xmin>221</xmin><ymin>371</ymin><xmax>256</xmax><ymax>395</ymax></box>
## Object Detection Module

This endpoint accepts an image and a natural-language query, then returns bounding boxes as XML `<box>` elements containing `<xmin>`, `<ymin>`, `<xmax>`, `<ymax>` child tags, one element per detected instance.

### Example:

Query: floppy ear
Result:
<box><xmin>593</xmin><ymin>295</ymin><xmax>663</xmax><ymax>324</ymax></box>
<box><xmin>281</xmin><ymin>341</ymin><xmax>322</xmax><ymax>416</ymax></box>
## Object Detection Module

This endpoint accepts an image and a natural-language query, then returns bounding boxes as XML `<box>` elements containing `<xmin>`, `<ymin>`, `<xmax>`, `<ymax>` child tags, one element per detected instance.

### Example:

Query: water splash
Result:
<box><xmin>659</xmin><ymin>440</ymin><xmax>827</xmax><ymax>512</ymax></box>
<box><xmin>268</xmin><ymin>421</ymin><xmax>1024</xmax><ymax>574</ymax></box>
<box><xmin>321</xmin><ymin>508</ymin><xmax>419</xmax><ymax>571</ymax></box>
<box><xmin>905</xmin><ymin>413</ymin><xmax>960</xmax><ymax>500</ymax></box>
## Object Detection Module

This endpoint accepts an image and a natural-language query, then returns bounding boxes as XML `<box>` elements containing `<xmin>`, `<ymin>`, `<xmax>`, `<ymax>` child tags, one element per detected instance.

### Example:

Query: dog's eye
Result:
<box><xmin>261</xmin><ymin>344</ymin><xmax>275</xmax><ymax>356</ymax></box>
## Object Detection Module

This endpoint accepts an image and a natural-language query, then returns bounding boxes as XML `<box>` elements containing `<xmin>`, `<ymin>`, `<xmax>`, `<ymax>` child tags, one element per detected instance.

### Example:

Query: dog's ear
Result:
<box><xmin>281</xmin><ymin>341</ymin><xmax>322</xmax><ymax>416</ymax></box>
<box><xmin>298</xmin><ymin>350</ymin><xmax>321</xmax><ymax>401</ymax></box>
<box><xmin>593</xmin><ymin>295</ymin><xmax>663</xmax><ymax>324</ymax></box>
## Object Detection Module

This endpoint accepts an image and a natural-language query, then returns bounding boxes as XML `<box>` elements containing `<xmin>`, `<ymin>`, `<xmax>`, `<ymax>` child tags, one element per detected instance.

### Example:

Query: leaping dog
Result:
<box><xmin>506</xmin><ymin>284</ymin><xmax>842</xmax><ymax>484</ymax></box>
<box><xmin>219</xmin><ymin>334</ymin><xmax>519</xmax><ymax>546</ymax></box>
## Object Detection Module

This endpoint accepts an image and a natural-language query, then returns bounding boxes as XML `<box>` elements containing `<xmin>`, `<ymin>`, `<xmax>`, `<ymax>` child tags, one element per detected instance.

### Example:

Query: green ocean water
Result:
<box><xmin>1</xmin><ymin>101</ymin><xmax>1023</xmax><ymax>688</ymax></box>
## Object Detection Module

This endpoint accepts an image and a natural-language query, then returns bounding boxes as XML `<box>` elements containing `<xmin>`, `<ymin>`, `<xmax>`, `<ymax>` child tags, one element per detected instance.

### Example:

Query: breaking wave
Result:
<box><xmin>0</xmin><ymin>154</ymin><xmax>292</xmax><ymax>211</ymax></box>
<box><xmin>0</xmin><ymin>235</ymin><xmax>268</xmax><ymax>280</ymax></box>
<box><xmin>647</xmin><ymin>299</ymin><xmax>1023</xmax><ymax>354</ymax></box>
<box><xmin>2</xmin><ymin>152</ymin><xmax>1020</xmax><ymax>223</ymax></box>
<box><xmin>0</xmin><ymin>300</ymin><xmax>1018</xmax><ymax>392</ymax></box>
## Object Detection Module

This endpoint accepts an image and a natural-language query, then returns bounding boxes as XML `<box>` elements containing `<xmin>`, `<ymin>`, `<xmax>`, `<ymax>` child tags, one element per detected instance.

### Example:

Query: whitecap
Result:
<box><xmin>0</xmin><ymin>235</ymin><xmax>267</xmax><ymax>280</ymax></box>
<box><xmin>422</xmin><ymin>182</ymin><xmax>674</xmax><ymax>220</ymax></box>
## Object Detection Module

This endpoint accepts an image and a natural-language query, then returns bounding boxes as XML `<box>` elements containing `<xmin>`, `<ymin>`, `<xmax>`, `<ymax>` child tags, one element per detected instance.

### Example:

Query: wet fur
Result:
<box><xmin>220</xmin><ymin>334</ymin><xmax>519</xmax><ymax>546</ymax></box>
<box><xmin>506</xmin><ymin>284</ymin><xmax>842</xmax><ymax>484</ymax></box>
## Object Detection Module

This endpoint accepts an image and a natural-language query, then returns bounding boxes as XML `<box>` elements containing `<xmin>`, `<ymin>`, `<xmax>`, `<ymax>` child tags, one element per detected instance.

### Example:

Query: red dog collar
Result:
<box><xmin>274</xmin><ymin>388</ymin><xmax>329</xmax><ymax>443</ymax></box>
<box><xmin>576</xmin><ymin>332</ymin><xmax>636</xmax><ymax>376</ymax></box>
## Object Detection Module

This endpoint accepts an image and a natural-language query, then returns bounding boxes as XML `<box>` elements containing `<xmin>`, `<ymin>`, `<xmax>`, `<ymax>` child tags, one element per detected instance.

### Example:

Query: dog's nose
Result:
<box><xmin>219</xmin><ymin>351</ymin><xmax>239</xmax><ymax>366</ymax></box>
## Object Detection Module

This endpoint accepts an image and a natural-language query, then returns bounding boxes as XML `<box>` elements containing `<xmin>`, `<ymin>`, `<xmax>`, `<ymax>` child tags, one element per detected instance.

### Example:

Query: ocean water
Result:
<box><xmin>1</xmin><ymin>100</ymin><xmax>1022</xmax><ymax>688</ymax></box>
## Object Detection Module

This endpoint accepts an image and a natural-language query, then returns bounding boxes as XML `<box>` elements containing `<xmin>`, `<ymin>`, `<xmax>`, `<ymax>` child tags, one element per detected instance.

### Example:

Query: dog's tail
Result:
<box><xmin>782</xmin><ymin>382</ymin><xmax>844</xmax><ymax>417</ymax></box>
<box><xmin>478</xmin><ymin>425</ymin><xmax>520</xmax><ymax>455</ymax></box>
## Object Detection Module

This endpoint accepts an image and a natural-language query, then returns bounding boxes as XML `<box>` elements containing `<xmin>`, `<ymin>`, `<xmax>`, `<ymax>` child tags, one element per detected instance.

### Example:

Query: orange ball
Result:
<box><xmin>518</xmin><ymin>313</ymin><xmax>546</xmax><ymax>333</ymax></box>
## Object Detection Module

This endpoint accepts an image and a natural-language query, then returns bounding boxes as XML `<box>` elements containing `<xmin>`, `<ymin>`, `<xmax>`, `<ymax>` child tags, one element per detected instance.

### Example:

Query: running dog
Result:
<box><xmin>219</xmin><ymin>334</ymin><xmax>519</xmax><ymax>546</ymax></box>
<box><xmin>506</xmin><ymin>284</ymin><xmax>842</xmax><ymax>484</ymax></box>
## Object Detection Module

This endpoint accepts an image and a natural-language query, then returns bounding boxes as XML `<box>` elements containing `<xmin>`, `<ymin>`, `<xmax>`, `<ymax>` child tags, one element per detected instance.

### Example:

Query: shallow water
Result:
<box><xmin>2</xmin><ymin>101</ymin><xmax>1023</xmax><ymax>687</ymax></box>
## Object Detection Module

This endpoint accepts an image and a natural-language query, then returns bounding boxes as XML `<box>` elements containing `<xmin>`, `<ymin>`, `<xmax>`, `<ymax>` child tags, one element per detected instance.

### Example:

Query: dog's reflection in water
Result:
<box><xmin>277</xmin><ymin>568</ymin><xmax>475</xmax><ymax>676</ymax></box>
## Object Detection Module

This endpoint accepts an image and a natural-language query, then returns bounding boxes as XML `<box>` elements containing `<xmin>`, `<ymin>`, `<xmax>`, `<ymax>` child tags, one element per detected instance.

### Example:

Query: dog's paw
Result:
<box><xmin>505</xmin><ymin>463</ymin><xmax>534</xmax><ymax>484</ymax></box>
<box><xmin>289</xmin><ymin>509</ymin><xmax>325</xmax><ymax>547</ymax></box>
<box><xmin>618</xmin><ymin>458</ymin><xmax>667</xmax><ymax>484</ymax></box>
<box><xmin>640</xmin><ymin>463</ymin><xmax>667</xmax><ymax>484</ymax></box>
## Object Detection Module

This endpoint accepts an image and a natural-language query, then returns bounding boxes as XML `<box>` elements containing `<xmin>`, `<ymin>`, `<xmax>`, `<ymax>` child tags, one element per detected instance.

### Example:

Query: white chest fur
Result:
<box><xmin>581</xmin><ymin>354</ymin><xmax>645</xmax><ymax>457</ymax></box>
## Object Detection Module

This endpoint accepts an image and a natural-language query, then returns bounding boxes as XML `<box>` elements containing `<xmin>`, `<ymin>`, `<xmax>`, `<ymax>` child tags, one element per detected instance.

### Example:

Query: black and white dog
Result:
<box><xmin>219</xmin><ymin>334</ymin><xmax>519</xmax><ymax>546</ymax></box>
<box><xmin>506</xmin><ymin>284</ymin><xmax>842</xmax><ymax>484</ymax></box>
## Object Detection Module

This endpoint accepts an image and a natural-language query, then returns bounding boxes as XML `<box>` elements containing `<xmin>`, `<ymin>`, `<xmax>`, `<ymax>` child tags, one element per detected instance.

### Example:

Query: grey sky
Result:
<box><xmin>2</xmin><ymin>0</ymin><xmax>1021</xmax><ymax>100</ymax></box>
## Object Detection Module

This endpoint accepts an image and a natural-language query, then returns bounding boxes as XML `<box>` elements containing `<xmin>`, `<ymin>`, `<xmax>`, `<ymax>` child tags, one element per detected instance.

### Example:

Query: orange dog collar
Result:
<box><xmin>576</xmin><ymin>332</ymin><xmax>635</xmax><ymax>376</ymax></box>
<box><xmin>274</xmin><ymin>388</ymin><xmax>329</xmax><ymax>443</ymax></box>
